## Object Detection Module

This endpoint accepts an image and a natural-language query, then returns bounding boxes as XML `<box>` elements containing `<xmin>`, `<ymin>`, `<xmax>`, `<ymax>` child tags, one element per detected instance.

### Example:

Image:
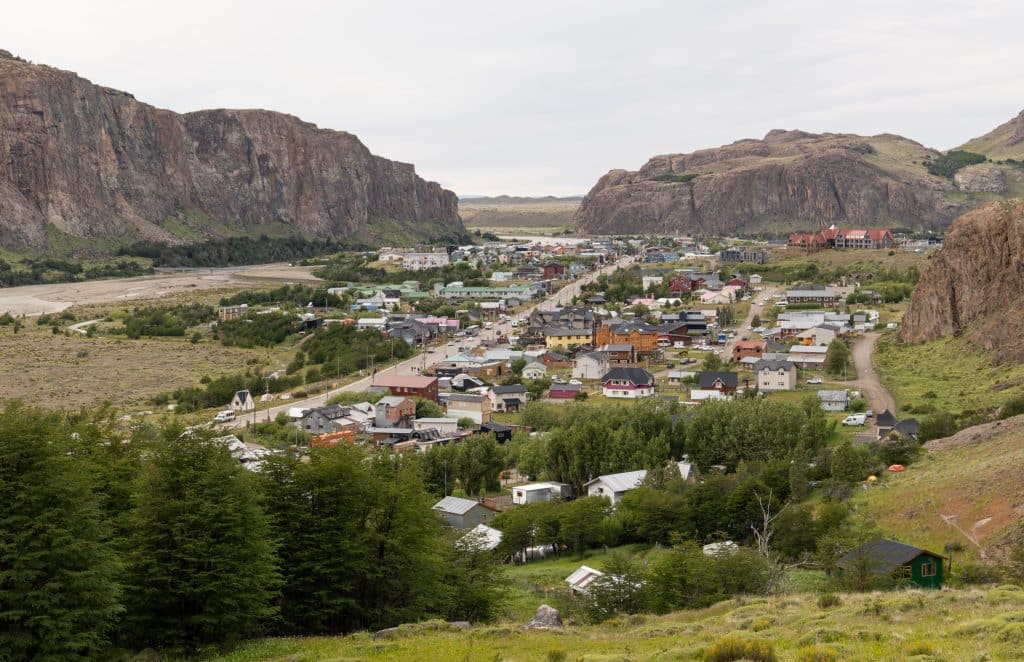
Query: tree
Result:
<box><xmin>560</xmin><ymin>497</ymin><xmax>610</xmax><ymax>556</ymax></box>
<box><xmin>703</xmin><ymin>353</ymin><xmax>723</xmax><ymax>372</ymax></box>
<box><xmin>510</xmin><ymin>358</ymin><xmax>527</xmax><ymax>376</ymax></box>
<box><xmin>123</xmin><ymin>429</ymin><xmax>280</xmax><ymax>653</ymax></box>
<box><xmin>414</xmin><ymin>397</ymin><xmax>443</xmax><ymax>419</ymax></box>
<box><xmin>584</xmin><ymin>552</ymin><xmax>647</xmax><ymax>623</ymax></box>
<box><xmin>0</xmin><ymin>404</ymin><xmax>123</xmax><ymax>661</ymax></box>
<box><xmin>443</xmin><ymin>536</ymin><xmax>507</xmax><ymax>622</ymax></box>
<box><xmin>825</xmin><ymin>338</ymin><xmax>852</xmax><ymax>378</ymax></box>
<box><xmin>830</xmin><ymin>441</ymin><xmax>865</xmax><ymax>484</ymax></box>
<box><xmin>750</xmin><ymin>314</ymin><xmax>762</xmax><ymax>328</ymax></box>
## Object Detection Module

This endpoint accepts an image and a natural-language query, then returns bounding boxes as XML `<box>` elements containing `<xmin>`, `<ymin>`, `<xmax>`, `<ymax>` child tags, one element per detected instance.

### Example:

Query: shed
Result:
<box><xmin>837</xmin><ymin>538</ymin><xmax>946</xmax><ymax>589</ymax></box>
<box><xmin>432</xmin><ymin>496</ymin><xmax>496</xmax><ymax>529</ymax></box>
<box><xmin>565</xmin><ymin>565</ymin><xmax>605</xmax><ymax>594</ymax></box>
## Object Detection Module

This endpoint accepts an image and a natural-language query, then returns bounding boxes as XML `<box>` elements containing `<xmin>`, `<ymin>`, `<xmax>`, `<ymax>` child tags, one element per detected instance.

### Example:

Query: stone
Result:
<box><xmin>901</xmin><ymin>201</ymin><xmax>1024</xmax><ymax>363</ymax></box>
<box><xmin>524</xmin><ymin>603</ymin><xmax>563</xmax><ymax>630</ymax></box>
<box><xmin>955</xmin><ymin>164</ymin><xmax>1007</xmax><ymax>193</ymax></box>
<box><xmin>0</xmin><ymin>55</ymin><xmax>461</xmax><ymax>251</ymax></box>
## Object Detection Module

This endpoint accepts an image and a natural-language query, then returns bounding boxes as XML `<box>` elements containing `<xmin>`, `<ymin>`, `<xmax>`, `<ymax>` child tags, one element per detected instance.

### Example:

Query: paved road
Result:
<box><xmin>843</xmin><ymin>331</ymin><xmax>896</xmax><ymax>415</ymax></box>
<box><xmin>222</xmin><ymin>256</ymin><xmax>634</xmax><ymax>428</ymax></box>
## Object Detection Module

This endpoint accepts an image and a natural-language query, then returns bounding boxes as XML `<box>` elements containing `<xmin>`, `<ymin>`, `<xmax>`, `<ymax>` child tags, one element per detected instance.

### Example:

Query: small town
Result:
<box><xmin>5</xmin><ymin>6</ymin><xmax>1024</xmax><ymax>661</ymax></box>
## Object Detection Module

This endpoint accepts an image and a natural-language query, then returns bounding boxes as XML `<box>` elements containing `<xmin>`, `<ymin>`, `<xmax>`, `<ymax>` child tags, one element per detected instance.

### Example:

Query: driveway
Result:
<box><xmin>841</xmin><ymin>331</ymin><xmax>896</xmax><ymax>415</ymax></box>
<box><xmin>722</xmin><ymin>286</ymin><xmax>776</xmax><ymax>362</ymax></box>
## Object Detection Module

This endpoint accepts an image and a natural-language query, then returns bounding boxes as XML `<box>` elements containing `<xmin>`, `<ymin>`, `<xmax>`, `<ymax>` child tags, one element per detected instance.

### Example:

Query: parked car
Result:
<box><xmin>214</xmin><ymin>410</ymin><xmax>235</xmax><ymax>423</ymax></box>
<box><xmin>807</xmin><ymin>377</ymin><xmax>823</xmax><ymax>384</ymax></box>
<box><xmin>569</xmin><ymin>379</ymin><xmax>582</xmax><ymax>385</ymax></box>
<box><xmin>666</xmin><ymin>363</ymin><xmax>675</xmax><ymax>369</ymax></box>
<box><xmin>865</xmin><ymin>409</ymin><xmax>874</xmax><ymax>418</ymax></box>
<box><xmin>842</xmin><ymin>414</ymin><xmax>867</xmax><ymax>426</ymax></box>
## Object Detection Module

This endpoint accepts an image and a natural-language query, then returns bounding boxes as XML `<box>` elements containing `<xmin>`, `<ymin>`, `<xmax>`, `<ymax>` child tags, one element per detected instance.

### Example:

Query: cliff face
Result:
<box><xmin>901</xmin><ymin>201</ymin><xmax>1024</xmax><ymax>363</ymax></box>
<box><xmin>575</xmin><ymin>128</ymin><xmax>1017</xmax><ymax>235</ymax></box>
<box><xmin>0</xmin><ymin>50</ymin><xmax>460</xmax><ymax>251</ymax></box>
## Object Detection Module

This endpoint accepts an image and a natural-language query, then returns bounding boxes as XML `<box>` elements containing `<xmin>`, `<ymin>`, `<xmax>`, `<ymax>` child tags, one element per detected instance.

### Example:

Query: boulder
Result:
<box><xmin>524</xmin><ymin>604</ymin><xmax>563</xmax><ymax>630</ymax></box>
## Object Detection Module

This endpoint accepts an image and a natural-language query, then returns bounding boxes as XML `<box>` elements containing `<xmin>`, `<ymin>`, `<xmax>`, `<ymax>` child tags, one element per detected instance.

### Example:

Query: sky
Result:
<box><xmin>3</xmin><ymin>1</ymin><xmax>1024</xmax><ymax>196</ymax></box>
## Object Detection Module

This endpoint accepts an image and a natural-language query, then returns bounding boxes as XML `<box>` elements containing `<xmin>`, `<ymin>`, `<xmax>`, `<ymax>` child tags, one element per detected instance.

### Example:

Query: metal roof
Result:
<box><xmin>584</xmin><ymin>469</ymin><xmax>647</xmax><ymax>492</ymax></box>
<box><xmin>433</xmin><ymin>496</ymin><xmax>486</xmax><ymax>516</ymax></box>
<box><xmin>600</xmin><ymin>368</ymin><xmax>654</xmax><ymax>386</ymax></box>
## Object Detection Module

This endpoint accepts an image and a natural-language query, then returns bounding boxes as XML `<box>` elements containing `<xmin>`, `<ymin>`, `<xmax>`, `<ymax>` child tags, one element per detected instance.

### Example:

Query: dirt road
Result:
<box><xmin>722</xmin><ymin>287</ymin><xmax>776</xmax><ymax>362</ymax></box>
<box><xmin>844</xmin><ymin>332</ymin><xmax>896</xmax><ymax>414</ymax></box>
<box><xmin>0</xmin><ymin>263</ymin><xmax>321</xmax><ymax>316</ymax></box>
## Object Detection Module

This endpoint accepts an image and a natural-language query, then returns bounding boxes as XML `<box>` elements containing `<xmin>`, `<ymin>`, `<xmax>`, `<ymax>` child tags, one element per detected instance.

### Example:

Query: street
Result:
<box><xmin>223</xmin><ymin>255</ymin><xmax>633</xmax><ymax>428</ymax></box>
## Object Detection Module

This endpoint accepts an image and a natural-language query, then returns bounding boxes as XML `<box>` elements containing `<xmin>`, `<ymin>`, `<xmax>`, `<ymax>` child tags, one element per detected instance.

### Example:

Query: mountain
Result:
<box><xmin>959</xmin><ymin>110</ymin><xmax>1024</xmax><ymax>161</ymax></box>
<box><xmin>0</xmin><ymin>50</ymin><xmax>461</xmax><ymax>253</ymax></box>
<box><xmin>575</xmin><ymin>118</ymin><xmax>1024</xmax><ymax>235</ymax></box>
<box><xmin>901</xmin><ymin>200</ymin><xmax>1024</xmax><ymax>363</ymax></box>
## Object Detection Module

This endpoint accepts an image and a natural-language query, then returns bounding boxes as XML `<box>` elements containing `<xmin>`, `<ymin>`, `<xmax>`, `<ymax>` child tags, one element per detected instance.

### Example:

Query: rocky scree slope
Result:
<box><xmin>0</xmin><ymin>50</ymin><xmax>461</xmax><ymax>252</ymax></box>
<box><xmin>575</xmin><ymin>122</ymin><xmax>1024</xmax><ymax>235</ymax></box>
<box><xmin>901</xmin><ymin>200</ymin><xmax>1024</xmax><ymax>363</ymax></box>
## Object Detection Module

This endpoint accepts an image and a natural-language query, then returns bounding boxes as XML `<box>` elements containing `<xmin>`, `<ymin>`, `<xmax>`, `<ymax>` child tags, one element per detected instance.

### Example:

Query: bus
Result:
<box><xmin>465</xmin><ymin>325</ymin><xmax>480</xmax><ymax>336</ymax></box>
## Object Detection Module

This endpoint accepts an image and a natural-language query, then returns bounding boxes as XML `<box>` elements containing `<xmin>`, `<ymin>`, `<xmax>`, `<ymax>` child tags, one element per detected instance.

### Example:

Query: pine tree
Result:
<box><xmin>0</xmin><ymin>403</ymin><xmax>123</xmax><ymax>661</ymax></box>
<box><xmin>261</xmin><ymin>446</ymin><xmax>373</xmax><ymax>634</ymax></box>
<box><xmin>122</xmin><ymin>429</ymin><xmax>279</xmax><ymax>653</ymax></box>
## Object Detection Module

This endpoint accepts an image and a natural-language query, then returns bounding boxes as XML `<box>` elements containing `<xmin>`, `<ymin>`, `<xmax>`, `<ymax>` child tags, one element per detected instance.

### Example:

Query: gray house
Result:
<box><xmin>818</xmin><ymin>389</ymin><xmax>850</xmax><ymax>412</ymax></box>
<box><xmin>572</xmin><ymin>351</ymin><xmax>610</xmax><ymax>380</ymax></box>
<box><xmin>432</xmin><ymin>496</ymin><xmax>497</xmax><ymax>529</ymax></box>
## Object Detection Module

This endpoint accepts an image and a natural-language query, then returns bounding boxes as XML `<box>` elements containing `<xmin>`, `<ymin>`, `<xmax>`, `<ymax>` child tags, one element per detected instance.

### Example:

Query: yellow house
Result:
<box><xmin>544</xmin><ymin>326</ymin><xmax>594</xmax><ymax>350</ymax></box>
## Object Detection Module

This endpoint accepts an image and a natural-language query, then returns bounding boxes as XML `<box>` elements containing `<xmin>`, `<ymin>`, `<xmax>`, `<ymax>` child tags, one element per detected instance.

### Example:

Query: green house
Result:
<box><xmin>837</xmin><ymin>538</ymin><xmax>946</xmax><ymax>589</ymax></box>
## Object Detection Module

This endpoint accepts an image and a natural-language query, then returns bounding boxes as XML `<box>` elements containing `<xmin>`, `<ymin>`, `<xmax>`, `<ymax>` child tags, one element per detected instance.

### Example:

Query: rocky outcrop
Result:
<box><xmin>901</xmin><ymin>201</ymin><xmax>1024</xmax><ymax>363</ymax></box>
<box><xmin>0</xmin><ymin>50</ymin><xmax>461</xmax><ymax>252</ymax></box>
<box><xmin>955</xmin><ymin>164</ymin><xmax>1008</xmax><ymax>193</ymax></box>
<box><xmin>523</xmin><ymin>604</ymin><xmax>563</xmax><ymax>630</ymax></box>
<box><xmin>574</xmin><ymin>128</ymin><xmax>1004</xmax><ymax>235</ymax></box>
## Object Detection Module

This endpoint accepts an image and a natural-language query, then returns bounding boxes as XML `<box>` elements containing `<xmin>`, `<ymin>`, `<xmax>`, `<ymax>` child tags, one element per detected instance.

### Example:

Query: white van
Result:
<box><xmin>214</xmin><ymin>410</ymin><xmax>236</xmax><ymax>423</ymax></box>
<box><xmin>842</xmin><ymin>413</ymin><xmax>867</xmax><ymax>426</ymax></box>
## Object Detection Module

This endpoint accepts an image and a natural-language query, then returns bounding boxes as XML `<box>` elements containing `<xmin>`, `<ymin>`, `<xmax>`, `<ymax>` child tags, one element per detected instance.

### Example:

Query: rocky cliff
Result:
<box><xmin>0</xmin><ymin>50</ymin><xmax>461</xmax><ymax>252</ymax></box>
<box><xmin>901</xmin><ymin>200</ymin><xmax>1024</xmax><ymax>362</ymax></box>
<box><xmin>576</xmin><ymin>122</ymin><xmax>1024</xmax><ymax>235</ymax></box>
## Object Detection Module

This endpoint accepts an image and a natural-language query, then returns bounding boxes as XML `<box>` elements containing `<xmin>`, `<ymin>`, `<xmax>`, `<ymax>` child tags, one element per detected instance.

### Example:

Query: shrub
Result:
<box><xmin>957</xmin><ymin>562</ymin><xmax>1003</xmax><ymax>586</ymax></box>
<box><xmin>997</xmin><ymin>622</ymin><xmax>1024</xmax><ymax>644</ymax></box>
<box><xmin>703</xmin><ymin>634</ymin><xmax>777</xmax><ymax>662</ymax></box>
<box><xmin>817</xmin><ymin>593</ymin><xmax>841</xmax><ymax>609</ymax></box>
<box><xmin>546</xmin><ymin>650</ymin><xmax>568</xmax><ymax>662</ymax></box>
<box><xmin>905</xmin><ymin>640</ymin><xmax>936</xmax><ymax>655</ymax></box>
<box><xmin>796</xmin><ymin>645</ymin><xmax>839</xmax><ymax>662</ymax></box>
<box><xmin>925</xmin><ymin>150</ymin><xmax>986</xmax><ymax>178</ymax></box>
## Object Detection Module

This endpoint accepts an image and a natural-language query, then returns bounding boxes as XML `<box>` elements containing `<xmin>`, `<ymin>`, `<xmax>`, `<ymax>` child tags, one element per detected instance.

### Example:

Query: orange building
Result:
<box><xmin>732</xmin><ymin>340</ymin><xmax>767</xmax><ymax>362</ymax></box>
<box><xmin>595</xmin><ymin>320</ymin><xmax>660</xmax><ymax>354</ymax></box>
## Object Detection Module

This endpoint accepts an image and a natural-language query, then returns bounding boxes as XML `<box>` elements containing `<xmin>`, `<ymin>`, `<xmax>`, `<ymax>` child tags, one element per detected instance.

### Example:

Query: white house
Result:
<box><xmin>230</xmin><ymin>389</ymin><xmax>255</xmax><ymax>412</ymax></box>
<box><xmin>512</xmin><ymin>482</ymin><xmax>570</xmax><ymax>505</ymax></box>
<box><xmin>565</xmin><ymin>565</ymin><xmax>605</xmax><ymax>594</ymax></box>
<box><xmin>401</xmin><ymin>251</ymin><xmax>450</xmax><ymax>271</ymax></box>
<box><xmin>642</xmin><ymin>275</ymin><xmax>664</xmax><ymax>291</ymax></box>
<box><xmin>754</xmin><ymin>359</ymin><xmax>797</xmax><ymax>392</ymax></box>
<box><xmin>585</xmin><ymin>470</ymin><xmax>646</xmax><ymax>505</ymax></box>
<box><xmin>522</xmin><ymin>361</ymin><xmax>547</xmax><ymax>380</ymax></box>
<box><xmin>356</xmin><ymin>317</ymin><xmax>388</xmax><ymax>332</ymax></box>
<box><xmin>601</xmin><ymin>367</ymin><xmax>656</xmax><ymax>399</ymax></box>
<box><xmin>572</xmin><ymin>352</ymin><xmax>610</xmax><ymax>380</ymax></box>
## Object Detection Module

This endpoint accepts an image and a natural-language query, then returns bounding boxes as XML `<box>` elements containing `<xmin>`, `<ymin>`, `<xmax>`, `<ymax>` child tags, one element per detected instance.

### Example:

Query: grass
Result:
<box><xmin>874</xmin><ymin>330</ymin><xmax>1024</xmax><ymax>417</ymax></box>
<box><xmin>854</xmin><ymin>416</ymin><xmax>1024</xmax><ymax>561</ymax></box>
<box><xmin>205</xmin><ymin>585</ymin><xmax>1024</xmax><ymax>661</ymax></box>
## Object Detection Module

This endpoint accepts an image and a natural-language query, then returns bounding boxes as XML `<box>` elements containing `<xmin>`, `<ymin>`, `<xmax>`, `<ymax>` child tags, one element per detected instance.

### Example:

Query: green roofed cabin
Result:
<box><xmin>837</xmin><ymin>538</ymin><xmax>946</xmax><ymax>589</ymax></box>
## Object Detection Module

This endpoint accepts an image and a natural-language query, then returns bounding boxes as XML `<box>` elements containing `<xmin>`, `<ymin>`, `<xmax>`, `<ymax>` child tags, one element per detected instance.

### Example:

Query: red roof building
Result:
<box><xmin>372</xmin><ymin>375</ymin><xmax>440</xmax><ymax>402</ymax></box>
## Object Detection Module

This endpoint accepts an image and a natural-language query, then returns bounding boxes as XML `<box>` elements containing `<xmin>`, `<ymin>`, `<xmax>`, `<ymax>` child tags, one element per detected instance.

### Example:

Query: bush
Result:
<box><xmin>703</xmin><ymin>634</ymin><xmax>777</xmax><ymax>662</ymax></box>
<box><xmin>796</xmin><ymin>645</ymin><xmax>839</xmax><ymax>662</ymax></box>
<box><xmin>956</xmin><ymin>562</ymin><xmax>1002</xmax><ymax>585</ymax></box>
<box><xmin>905</xmin><ymin>640</ymin><xmax>936</xmax><ymax>655</ymax></box>
<box><xmin>925</xmin><ymin>150</ymin><xmax>986</xmax><ymax>178</ymax></box>
<box><xmin>1000</xmin><ymin>394</ymin><xmax>1024</xmax><ymax>420</ymax></box>
<box><xmin>816</xmin><ymin>593</ymin><xmax>841</xmax><ymax>609</ymax></box>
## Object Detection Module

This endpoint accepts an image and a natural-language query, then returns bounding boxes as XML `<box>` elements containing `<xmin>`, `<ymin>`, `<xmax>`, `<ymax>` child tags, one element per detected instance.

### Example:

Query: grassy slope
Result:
<box><xmin>211</xmin><ymin>585</ymin><xmax>1024</xmax><ymax>661</ymax></box>
<box><xmin>855</xmin><ymin>416</ymin><xmax>1024</xmax><ymax>560</ymax></box>
<box><xmin>874</xmin><ymin>331</ymin><xmax>1024</xmax><ymax>418</ymax></box>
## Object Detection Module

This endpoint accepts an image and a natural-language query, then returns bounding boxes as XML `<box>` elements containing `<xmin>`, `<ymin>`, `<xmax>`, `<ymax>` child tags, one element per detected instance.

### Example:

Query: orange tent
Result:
<box><xmin>887</xmin><ymin>464</ymin><xmax>906</xmax><ymax>472</ymax></box>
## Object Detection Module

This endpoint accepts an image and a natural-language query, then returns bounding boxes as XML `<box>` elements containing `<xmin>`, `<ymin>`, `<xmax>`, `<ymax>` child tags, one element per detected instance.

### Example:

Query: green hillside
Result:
<box><xmin>211</xmin><ymin>586</ymin><xmax>1024</xmax><ymax>661</ymax></box>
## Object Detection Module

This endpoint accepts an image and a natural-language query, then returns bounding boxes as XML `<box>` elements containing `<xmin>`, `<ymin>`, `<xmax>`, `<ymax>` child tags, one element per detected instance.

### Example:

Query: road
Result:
<box><xmin>223</xmin><ymin>255</ymin><xmax>635</xmax><ymax>428</ymax></box>
<box><xmin>69</xmin><ymin>318</ymin><xmax>102</xmax><ymax>334</ymax></box>
<box><xmin>844</xmin><ymin>331</ymin><xmax>896</xmax><ymax>415</ymax></box>
<box><xmin>722</xmin><ymin>287</ymin><xmax>777</xmax><ymax>362</ymax></box>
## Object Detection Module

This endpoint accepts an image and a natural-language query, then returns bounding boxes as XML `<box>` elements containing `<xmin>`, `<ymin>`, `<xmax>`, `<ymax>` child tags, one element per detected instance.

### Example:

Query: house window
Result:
<box><xmin>894</xmin><ymin>565</ymin><xmax>912</xmax><ymax>580</ymax></box>
<box><xmin>921</xmin><ymin>561</ymin><xmax>937</xmax><ymax>578</ymax></box>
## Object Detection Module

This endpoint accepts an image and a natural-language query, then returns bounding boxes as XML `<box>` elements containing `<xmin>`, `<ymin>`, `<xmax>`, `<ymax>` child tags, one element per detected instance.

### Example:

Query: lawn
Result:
<box><xmin>874</xmin><ymin>330</ymin><xmax>1024</xmax><ymax>417</ymax></box>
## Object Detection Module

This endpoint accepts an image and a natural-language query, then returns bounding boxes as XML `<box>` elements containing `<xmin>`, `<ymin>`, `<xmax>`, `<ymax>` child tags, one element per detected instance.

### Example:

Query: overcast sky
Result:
<box><xmin>4</xmin><ymin>1</ymin><xmax>1023</xmax><ymax>196</ymax></box>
